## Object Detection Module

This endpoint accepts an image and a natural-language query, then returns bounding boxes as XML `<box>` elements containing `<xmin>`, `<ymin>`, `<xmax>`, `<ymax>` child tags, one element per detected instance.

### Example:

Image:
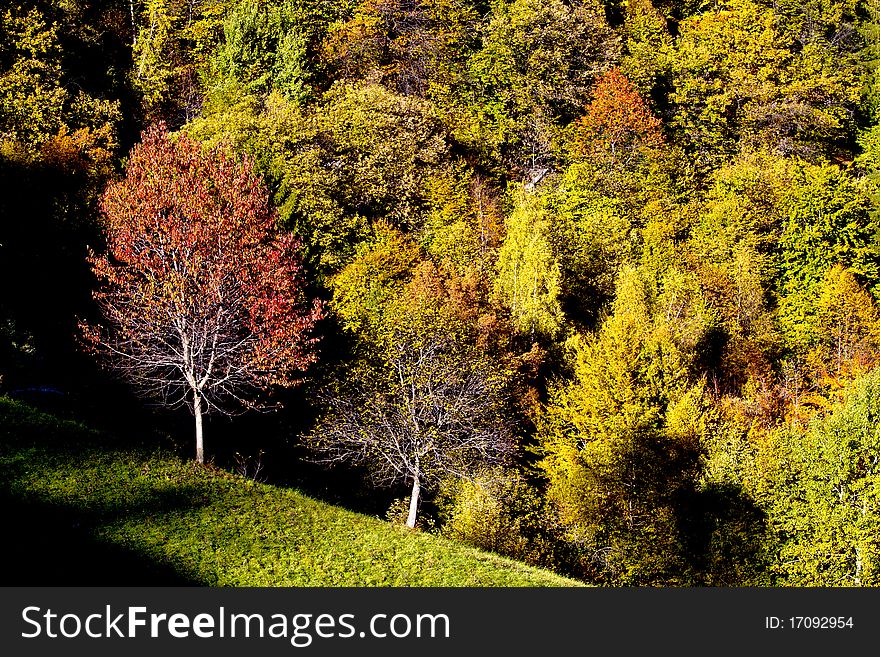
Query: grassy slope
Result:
<box><xmin>0</xmin><ymin>398</ymin><xmax>577</xmax><ymax>586</ymax></box>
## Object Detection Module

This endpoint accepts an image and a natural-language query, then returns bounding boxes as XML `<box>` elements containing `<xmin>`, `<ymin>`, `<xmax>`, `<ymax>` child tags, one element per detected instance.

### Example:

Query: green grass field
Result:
<box><xmin>0</xmin><ymin>397</ymin><xmax>577</xmax><ymax>586</ymax></box>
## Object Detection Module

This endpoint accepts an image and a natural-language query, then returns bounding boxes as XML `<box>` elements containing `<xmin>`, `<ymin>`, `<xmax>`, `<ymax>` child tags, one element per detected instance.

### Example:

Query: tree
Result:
<box><xmin>495</xmin><ymin>187</ymin><xmax>564</xmax><ymax>338</ymax></box>
<box><xmin>207</xmin><ymin>0</ymin><xmax>317</xmax><ymax>105</ymax></box>
<box><xmin>572</xmin><ymin>67</ymin><xmax>663</xmax><ymax>167</ymax></box>
<box><xmin>312</xmin><ymin>263</ymin><xmax>512</xmax><ymax>528</ymax></box>
<box><xmin>468</xmin><ymin>0</ymin><xmax>619</xmax><ymax>173</ymax></box>
<box><xmin>322</xmin><ymin>0</ymin><xmax>478</xmax><ymax>97</ymax></box>
<box><xmin>82</xmin><ymin>124</ymin><xmax>322</xmax><ymax>463</ymax></box>
<box><xmin>767</xmin><ymin>366</ymin><xmax>880</xmax><ymax>585</ymax></box>
<box><xmin>808</xmin><ymin>266</ymin><xmax>880</xmax><ymax>382</ymax></box>
<box><xmin>669</xmin><ymin>0</ymin><xmax>859</xmax><ymax>164</ymax></box>
<box><xmin>0</xmin><ymin>3</ymin><xmax>120</xmax><ymax>152</ymax></box>
<box><xmin>537</xmin><ymin>267</ymin><xmax>708</xmax><ymax>584</ymax></box>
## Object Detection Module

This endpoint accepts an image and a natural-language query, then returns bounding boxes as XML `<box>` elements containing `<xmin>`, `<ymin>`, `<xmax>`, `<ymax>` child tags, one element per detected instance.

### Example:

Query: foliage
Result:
<box><xmin>421</xmin><ymin>165</ymin><xmax>504</xmax><ymax>276</ymax></box>
<box><xmin>670</xmin><ymin>0</ymin><xmax>860</xmax><ymax>165</ymax></box>
<box><xmin>571</xmin><ymin>67</ymin><xmax>663</xmax><ymax>166</ymax></box>
<box><xmin>766</xmin><ymin>368</ymin><xmax>880</xmax><ymax>585</ymax></box>
<box><xmin>778</xmin><ymin>164</ymin><xmax>879</xmax><ymax>301</ymax></box>
<box><xmin>8</xmin><ymin>0</ymin><xmax>880</xmax><ymax>589</ymax></box>
<box><xmin>537</xmin><ymin>267</ymin><xmax>710</xmax><ymax>584</ymax></box>
<box><xmin>437</xmin><ymin>467</ymin><xmax>573</xmax><ymax>573</ymax></box>
<box><xmin>317</xmin><ymin>82</ymin><xmax>450</xmax><ymax>231</ymax></box>
<box><xmin>322</xmin><ymin>0</ymin><xmax>478</xmax><ymax>98</ymax></box>
<box><xmin>330</xmin><ymin>223</ymin><xmax>424</xmax><ymax>338</ymax></box>
<box><xmin>0</xmin><ymin>1</ymin><xmax>126</xmax><ymax>389</ymax></box>
<box><xmin>188</xmin><ymin>82</ymin><xmax>452</xmax><ymax>278</ymax></box>
<box><xmin>545</xmin><ymin>165</ymin><xmax>638</xmax><ymax>325</ymax></box>
<box><xmin>312</xmin><ymin>263</ymin><xmax>513</xmax><ymax>528</ymax></box>
<box><xmin>82</xmin><ymin>125</ymin><xmax>322</xmax><ymax>462</ymax></box>
<box><xmin>468</xmin><ymin>0</ymin><xmax>619</xmax><ymax>171</ymax></box>
<box><xmin>206</xmin><ymin>0</ymin><xmax>318</xmax><ymax>104</ymax></box>
<box><xmin>0</xmin><ymin>3</ymin><xmax>120</xmax><ymax>153</ymax></box>
<box><xmin>494</xmin><ymin>188</ymin><xmax>564</xmax><ymax>338</ymax></box>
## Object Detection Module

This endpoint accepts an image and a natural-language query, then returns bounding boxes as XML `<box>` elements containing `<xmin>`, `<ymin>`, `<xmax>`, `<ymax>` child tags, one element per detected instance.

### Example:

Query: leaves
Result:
<box><xmin>83</xmin><ymin>124</ymin><xmax>322</xmax><ymax>431</ymax></box>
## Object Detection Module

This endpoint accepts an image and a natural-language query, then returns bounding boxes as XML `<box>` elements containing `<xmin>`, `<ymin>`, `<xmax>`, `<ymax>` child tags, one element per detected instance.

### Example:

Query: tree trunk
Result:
<box><xmin>194</xmin><ymin>391</ymin><xmax>204</xmax><ymax>464</ymax></box>
<box><xmin>406</xmin><ymin>474</ymin><xmax>420</xmax><ymax>529</ymax></box>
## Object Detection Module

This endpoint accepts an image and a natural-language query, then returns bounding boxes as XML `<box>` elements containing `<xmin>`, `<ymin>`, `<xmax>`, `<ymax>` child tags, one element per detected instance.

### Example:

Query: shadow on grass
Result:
<box><xmin>0</xmin><ymin>488</ymin><xmax>203</xmax><ymax>586</ymax></box>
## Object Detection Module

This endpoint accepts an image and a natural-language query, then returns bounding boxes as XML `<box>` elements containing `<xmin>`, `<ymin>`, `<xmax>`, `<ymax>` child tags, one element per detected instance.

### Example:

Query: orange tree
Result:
<box><xmin>82</xmin><ymin>124</ymin><xmax>322</xmax><ymax>463</ymax></box>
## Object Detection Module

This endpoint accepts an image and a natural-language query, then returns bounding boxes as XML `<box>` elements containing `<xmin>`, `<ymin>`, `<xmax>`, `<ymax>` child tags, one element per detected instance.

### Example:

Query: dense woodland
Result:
<box><xmin>3</xmin><ymin>0</ymin><xmax>880</xmax><ymax>586</ymax></box>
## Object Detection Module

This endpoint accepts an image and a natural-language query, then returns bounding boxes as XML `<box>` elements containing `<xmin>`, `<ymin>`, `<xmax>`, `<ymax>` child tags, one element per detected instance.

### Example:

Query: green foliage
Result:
<box><xmin>780</xmin><ymin>165</ymin><xmax>878</xmax><ymax>297</ymax></box>
<box><xmin>187</xmin><ymin>93</ymin><xmax>359</xmax><ymax>276</ymax></box>
<box><xmin>686</xmin><ymin>152</ymin><xmax>880</xmax><ymax>386</ymax></box>
<box><xmin>322</xmin><ymin>0</ymin><xmax>478</xmax><ymax>99</ymax></box>
<box><xmin>318</xmin><ymin>82</ymin><xmax>450</xmax><ymax>230</ymax></box>
<box><xmin>0</xmin><ymin>6</ymin><xmax>67</xmax><ymax>145</ymax></box>
<box><xmin>0</xmin><ymin>2</ymin><xmax>127</xmax><ymax>389</ymax></box>
<box><xmin>207</xmin><ymin>0</ymin><xmax>312</xmax><ymax>104</ymax></box>
<box><xmin>0</xmin><ymin>4</ymin><xmax>120</xmax><ymax>150</ymax></box>
<box><xmin>330</xmin><ymin>223</ymin><xmax>423</xmax><ymax>337</ymax></box>
<box><xmin>619</xmin><ymin>0</ymin><xmax>673</xmax><ymax>94</ymax></box>
<box><xmin>766</xmin><ymin>368</ymin><xmax>880</xmax><ymax>585</ymax></box>
<box><xmin>689</xmin><ymin>152</ymin><xmax>792</xmax><ymax>287</ymax></box>
<box><xmin>437</xmin><ymin>467</ymin><xmax>564</xmax><ymax>570</ymax></box>
<box><xmin>860</xmin><ymin>0</ymin><xmax>880</xmax><ymax>122</ymax></box>
<box><xmin>546</xmin><ymin>164</ymin><xmax>638</xmax><ymax>324</ymax></box>
<box><xmin>421</xmin><ymin>165</ymin><xmax>504</xmax><ymax>276</ymax></box>
<box><xmin>190</xmin><ymin>82</ymin><xmax>451</xmax><ymax>278</ymax></box>
<box><xmin>778</xmin><ymin>163</ymin><xmax>880</xmax><ymax>348</ymax></box>
<box><xmin>537</xmin><ymin>267</ymin><xmax>710</xmax><ymax>584</ymax></box>
<box><xmin>775</xmin><ymin>265</ymin><xmax>880</xmax><ymax>407</ymax></box>
<box><xmin>468</xmin><ymin>0</ymin><xmax>619</xmax><ymax>169</ymax></box>
<box><xmin>132</xmin><ymin>0</ymin><xmax>178</xmax><ymax>109</ymax></box>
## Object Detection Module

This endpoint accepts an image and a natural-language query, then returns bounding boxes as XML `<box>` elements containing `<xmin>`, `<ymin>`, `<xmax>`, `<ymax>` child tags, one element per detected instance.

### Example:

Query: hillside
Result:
<box><xmin>0</xmin><ymin>398</ymin><xmax>577</xmax><ymax>587</ymax></box>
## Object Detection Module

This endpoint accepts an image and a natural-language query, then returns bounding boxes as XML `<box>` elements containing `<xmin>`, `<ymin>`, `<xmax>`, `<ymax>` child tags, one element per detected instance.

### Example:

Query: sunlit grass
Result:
<box><xmin>0</xmin><ymin>397</ymin><xmax>578</xmax><ymax>586</ymax></box>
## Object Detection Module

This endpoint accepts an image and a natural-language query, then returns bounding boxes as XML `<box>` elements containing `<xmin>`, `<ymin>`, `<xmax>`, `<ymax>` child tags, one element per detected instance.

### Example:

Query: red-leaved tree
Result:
<box><xmin>81</xmin><ymin>124</ymin><xmax>322</xmax><ymax>463</ymax></box>
<box><xmin>574</xmin><ymin>68</ymin><xmax>663</xmax><ymax>165</ymax></box>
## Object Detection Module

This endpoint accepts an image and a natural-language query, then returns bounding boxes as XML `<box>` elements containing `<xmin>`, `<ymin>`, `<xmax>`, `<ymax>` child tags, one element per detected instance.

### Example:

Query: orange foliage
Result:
<box><xmin>573</xmin><ymin>68</ymin><xmax>663</xmax><ymax>161</ymax></box>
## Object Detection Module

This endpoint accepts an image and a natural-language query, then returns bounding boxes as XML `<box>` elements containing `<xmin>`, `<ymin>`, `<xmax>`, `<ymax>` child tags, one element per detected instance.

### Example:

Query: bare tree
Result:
<box><xmin>310</xmin><ymin>331</ymin><xmax>513</xmax><ymax>528</ymax></box>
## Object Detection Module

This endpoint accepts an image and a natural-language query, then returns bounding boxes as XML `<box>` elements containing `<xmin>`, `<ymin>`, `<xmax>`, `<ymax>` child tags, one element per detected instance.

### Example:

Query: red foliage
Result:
<box><xmin>83</xmin><ymin>124</ymin><xmax>322</xmax><ymax>428</ymax></box>
<box><xmin>574</xmin><ymin>68</ymin><xmax>663</xmax><ymax>160</ymax></box>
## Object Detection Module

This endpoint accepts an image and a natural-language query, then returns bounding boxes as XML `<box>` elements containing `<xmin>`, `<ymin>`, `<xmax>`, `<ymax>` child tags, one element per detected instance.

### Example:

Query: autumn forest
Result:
<box><xmin>3</xmin><ymin>0</ymin><xmax>880</xmax><ymax>587</ymax></box>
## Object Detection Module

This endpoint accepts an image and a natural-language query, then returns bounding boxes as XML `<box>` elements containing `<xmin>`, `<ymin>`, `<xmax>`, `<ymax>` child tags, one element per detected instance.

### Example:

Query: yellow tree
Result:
<box><xmin>494</xmin><ymin>187</ymin><xmax>564</xmax><ymax>338</ymax></box>
<box><xmin>538</xmin><ymin>266</ymin><xmax>710</xmax><ymax>583</ymax></box>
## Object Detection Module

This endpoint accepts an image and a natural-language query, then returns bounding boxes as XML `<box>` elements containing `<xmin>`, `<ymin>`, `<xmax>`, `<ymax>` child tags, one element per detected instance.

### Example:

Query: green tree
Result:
<box><xmin>778</xmin><ymin>163</ymin><xmax>880</xmax><ymax>348</ymax></box>
<box><xmin>0</xmin><ymin>4</ymin><xmax>120</xmax><ymax>151</ymax></box>
<box><xmin>207</xmin><ymin>0</ymin><xmax>315</xmax><ymax>104</ymax></box>
<box><xmin>322</xmin><ymin>0</ymin><xmax>478</xmax><ymax>98</ymax></box>
<box><xmin>768</xmin><ymin>367</ymin><xmax>880</xmax><ymax>585</ymax></box>
<box><xmin>468</xmin><ymin>0</ymin><xmax>619</xmax><ymax>172</ymax></box>
<box><xmin>189</xmin><ymin>82</ymin><xmax>453</xmax><ymax>279</ymax></box>
<box><xmin>545</xmin><ymin>169</ymin><xmax>636</xmax><ymax>326</ymax></box>
<box><xmin>618</xmin><ymin>0</ymin><xmax>673</xmax><ymax>95</ymax></box>
<box><xmin>330</xmin><ymin>223</ymin><xmax>423</xmax><ymax>338</ymax></box>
